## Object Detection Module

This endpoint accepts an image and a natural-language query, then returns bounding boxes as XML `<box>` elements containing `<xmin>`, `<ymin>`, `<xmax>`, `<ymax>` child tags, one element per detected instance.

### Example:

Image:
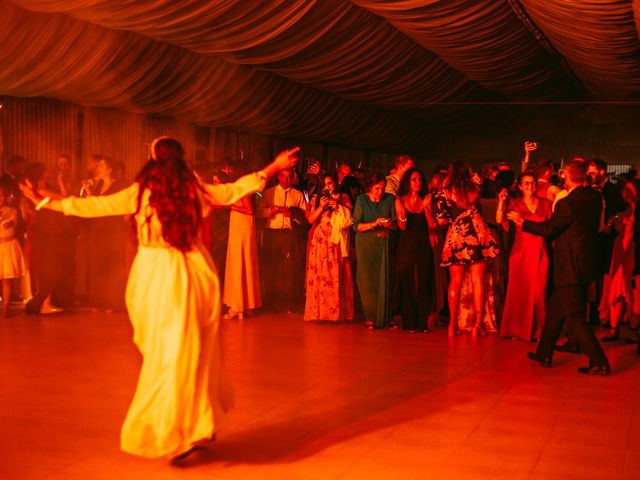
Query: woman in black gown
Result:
<box><xmin>395</xmin><ymin>168</ymin><xmax>436</xmax><ymax>333</ymax></box>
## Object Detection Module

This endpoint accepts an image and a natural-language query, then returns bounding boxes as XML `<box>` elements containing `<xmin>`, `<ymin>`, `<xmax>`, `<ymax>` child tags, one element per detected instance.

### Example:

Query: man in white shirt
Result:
<box><xmin>258</xmin><ymin>168</ymin><xmax>309</xmax><ymax>311</ymax></box>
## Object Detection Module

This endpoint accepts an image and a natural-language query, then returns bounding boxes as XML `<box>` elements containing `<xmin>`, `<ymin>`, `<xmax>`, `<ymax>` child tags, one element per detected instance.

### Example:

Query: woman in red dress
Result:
<box><xmin>498</xmin><ymin>172</ymin><xmax>551</xmax><ymax>341</ymax></box>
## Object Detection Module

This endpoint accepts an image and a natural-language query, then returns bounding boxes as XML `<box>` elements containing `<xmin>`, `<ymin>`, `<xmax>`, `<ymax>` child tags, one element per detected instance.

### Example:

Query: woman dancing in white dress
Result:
<box><xmin>22</xmin><ymin>137</ymin><xmax>299</xmax><ymax>460</ymax></box>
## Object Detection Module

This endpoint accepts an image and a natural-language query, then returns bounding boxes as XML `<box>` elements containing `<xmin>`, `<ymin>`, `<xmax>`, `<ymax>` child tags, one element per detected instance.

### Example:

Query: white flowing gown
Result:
<box><xmin>60</xmin><ymin>173</ymin><xmax>266</xmax><ymax>458</ymax></box>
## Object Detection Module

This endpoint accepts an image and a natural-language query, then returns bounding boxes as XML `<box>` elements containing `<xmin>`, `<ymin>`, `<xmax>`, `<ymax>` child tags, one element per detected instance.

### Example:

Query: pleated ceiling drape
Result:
<box><xmin>5</xmin><ymin>0</ymin><xmax>640</xmax><ymax>166</ymax></box>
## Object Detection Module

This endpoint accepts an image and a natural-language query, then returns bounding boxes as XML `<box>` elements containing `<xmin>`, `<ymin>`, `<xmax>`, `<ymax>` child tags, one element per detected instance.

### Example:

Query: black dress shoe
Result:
<box><xmin>527</xmin><ymin>351</ymin><xmax>552</xmax><ymax>368</ymax></box>
<box><xmin>555</xmin><ymin>342</ymin><xmax>581</xmax><ymax>354</ymax></box>
<box><xmin>577</xmin><ymin>364</ymin><xmax>611</xmax><ymax>376</ymax></box>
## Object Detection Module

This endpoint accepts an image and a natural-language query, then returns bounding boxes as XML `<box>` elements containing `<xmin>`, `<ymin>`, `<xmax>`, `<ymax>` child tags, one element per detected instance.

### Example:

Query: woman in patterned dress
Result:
<box><xmin>304</xmin><ymin>173</ymin><xmax>354</xmax><ymax>321</ymax></box>
<box><xmin>434</xmin><ymin>161</ymin><xmax>500</xmax><ymax>336</ymax></box>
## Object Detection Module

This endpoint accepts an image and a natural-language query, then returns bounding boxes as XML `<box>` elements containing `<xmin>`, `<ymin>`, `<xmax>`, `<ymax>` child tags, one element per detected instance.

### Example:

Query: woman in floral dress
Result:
<box><xmin>304</xmin><ymin>173</ymin><xmax>354</xmax><ymax>321</ymax></box>
<box><xmin>434</xmin><ymin>161</ymin><xmax>499</xmax><ymax>336</ymax></box>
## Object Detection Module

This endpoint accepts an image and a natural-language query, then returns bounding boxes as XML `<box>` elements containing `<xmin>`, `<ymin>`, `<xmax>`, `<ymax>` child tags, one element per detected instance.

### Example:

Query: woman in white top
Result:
<box><xmin>0</xmin><ymin>184</ymin><xmax>26</xmax><ymax>316</ymax></box>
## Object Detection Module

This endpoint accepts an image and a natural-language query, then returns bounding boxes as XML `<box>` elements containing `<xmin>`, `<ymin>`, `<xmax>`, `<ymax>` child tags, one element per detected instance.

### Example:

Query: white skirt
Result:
<box><xmin>120</xmin><ymin>245</ymin><xmax>234</xmax><ymax>459</ymax></box>
<box><xmin>0</xmin><ymin>238</ymin><xmax>25</xmax><ymax>279</ymax></box>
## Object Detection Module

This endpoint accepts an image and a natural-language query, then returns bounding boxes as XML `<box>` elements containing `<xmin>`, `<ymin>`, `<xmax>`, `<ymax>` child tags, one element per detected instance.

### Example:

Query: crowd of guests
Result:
<box><xmin>2</xmin><ymin>141</ymin><xmax>639</xmax><ymax>374</ymax></box>
<box><xmin>205</xmin><ymin>142</ymin><xmax>639</xmax><ymax>375</ymax></box>
<box><xmin>0</xmin><ymin>153</ymin><xmax>129</xmax><ymax>315</ymax></box>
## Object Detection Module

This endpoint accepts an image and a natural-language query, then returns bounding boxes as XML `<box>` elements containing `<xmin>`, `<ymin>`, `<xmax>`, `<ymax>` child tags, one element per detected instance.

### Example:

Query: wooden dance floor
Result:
<box><xmin>1</xmin><ymin>310</ymin><xmax>638</xmax><ymax>479</ymax></box>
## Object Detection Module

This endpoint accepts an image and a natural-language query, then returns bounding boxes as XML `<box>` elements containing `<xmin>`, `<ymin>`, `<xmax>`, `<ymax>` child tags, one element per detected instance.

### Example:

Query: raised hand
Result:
<box><xmin>273</xmin><ymin>147</ymin><xmax>300</xmax><ymax>171</ymax></box>
<box><xmin>19</xmin><ymin>179</ymin><xmax>42</xmax><ymax>204</ymax></box>
<box><xmin>524</xmin><ymin>141</ymin><xmax>538</xmax><ymax>154</ymax></box>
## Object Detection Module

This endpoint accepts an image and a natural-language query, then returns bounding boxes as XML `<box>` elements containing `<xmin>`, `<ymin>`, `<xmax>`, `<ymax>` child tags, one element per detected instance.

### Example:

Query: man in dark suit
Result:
<box><xmin>587</xmin><ymin>158</ymin><xmax>627</xmax><ymax>335</ymax></box>
<box><xmin>508</xmin><ymin>159</ymin><xmax>611</xmax><ymax>375</ymax></box>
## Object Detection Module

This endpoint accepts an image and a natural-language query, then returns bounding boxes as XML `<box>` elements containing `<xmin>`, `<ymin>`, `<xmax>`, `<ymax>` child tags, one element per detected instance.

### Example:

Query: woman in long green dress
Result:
<box><xmin>353</xmin><ymin>171</ymin><xmax>396</xmax><ymax>328</ymax></box>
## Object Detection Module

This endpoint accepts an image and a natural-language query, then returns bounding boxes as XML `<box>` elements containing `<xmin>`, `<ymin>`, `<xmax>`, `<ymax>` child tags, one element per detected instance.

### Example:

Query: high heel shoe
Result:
<box><xmin>472</xmin><ymin>323</ymin><xmax>487</xmax><ymax>337</ymax></box>
<box><xmin>448</xmin><ymin>323</ymin><xmax>459</xmax><ymax>337</ymax></box>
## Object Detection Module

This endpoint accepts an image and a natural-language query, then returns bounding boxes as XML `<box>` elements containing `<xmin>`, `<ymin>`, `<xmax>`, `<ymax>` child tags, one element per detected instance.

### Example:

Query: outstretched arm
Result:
<box><xmin>21</xmin><ymin>181</ymin><xmax>139</xmax><ymax>218</ymax></box>
<box><xmin>201</xmin><ymin>147</ymin><xmax>299</xmax><ymax>207</ymax></box>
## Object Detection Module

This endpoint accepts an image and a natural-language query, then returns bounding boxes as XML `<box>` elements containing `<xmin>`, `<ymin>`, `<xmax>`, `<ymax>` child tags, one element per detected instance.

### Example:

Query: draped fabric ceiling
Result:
<box><xmin>2</xmin><ymin>0</ymin><xmax>640</xmax><ymax>162</ymax></box>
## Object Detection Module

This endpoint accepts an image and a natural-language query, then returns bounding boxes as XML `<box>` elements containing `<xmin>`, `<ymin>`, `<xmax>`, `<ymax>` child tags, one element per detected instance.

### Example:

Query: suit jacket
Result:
<box><xmin>523</xmin><ymin>186</ymin><xmax>603</xmax><ymax>287</ymax></box>
<box><xmin>601</xmin><ymin>180</ymin><xmax>626</xmax><ymax>222</ymax></box>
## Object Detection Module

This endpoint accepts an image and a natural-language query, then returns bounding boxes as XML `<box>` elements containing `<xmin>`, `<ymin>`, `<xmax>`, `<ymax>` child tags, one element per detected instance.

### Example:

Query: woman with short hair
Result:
<box><xmin>353</xmin><ymin>171</ymin><xmax>396</xmax><ymax>329</ymax></box>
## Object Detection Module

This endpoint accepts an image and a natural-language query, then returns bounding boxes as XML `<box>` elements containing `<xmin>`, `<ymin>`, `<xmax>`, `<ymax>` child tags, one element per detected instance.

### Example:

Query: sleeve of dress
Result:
<box><xmin>352</xmin><ymin>195</ymin><xmax>364</xmax><ymax>232</ymax></box>
<box><xmin>201</xmin><ymin>172</ymin><xmax>267</xmax><ymax>207</ymax></box>
<box><xmin>60</xmin><ymin>183</ymin><xmax>139</xmax><ymax>218</ymax></box>
<box><xmin>386</xmin><ymin>195</ymin><xmax>397</xmax><ymax>221</ymax></box>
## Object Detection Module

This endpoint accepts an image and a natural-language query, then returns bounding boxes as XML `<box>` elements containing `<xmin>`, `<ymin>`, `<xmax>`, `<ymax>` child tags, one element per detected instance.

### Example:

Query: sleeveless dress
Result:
<box><xmin>500</xmin><ymin>198</ymin><xmax>550</xmax><ymax>341</ymax></box>
<box><xmin>59</xmin><ymin>173</ymin><xmax>266</xmax><ymax>459</ymax></box>
<box><xmin>396</xmin><ymin>210</ymin><xmax>435</xmax><ymax>331</ymax></box>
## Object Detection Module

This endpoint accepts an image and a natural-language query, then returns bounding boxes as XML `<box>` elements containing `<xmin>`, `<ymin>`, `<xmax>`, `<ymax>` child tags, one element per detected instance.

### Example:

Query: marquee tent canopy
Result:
<box><xmin>2</xmin><ymin>0</ymin><xmax>640</xmax><ymax>160</ymax></box>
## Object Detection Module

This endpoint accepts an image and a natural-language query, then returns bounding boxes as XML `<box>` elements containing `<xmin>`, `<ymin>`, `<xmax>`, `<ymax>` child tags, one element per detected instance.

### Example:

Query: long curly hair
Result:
<box><xmin>397</xmin><ymin>168</ymin><xmax>427</xmax><ymax>198</ymax></box>
<box><xmin>445</xmin><ymin>160</ymin><xmax>479</xmax><ymax>209</ymax></box>
<box><xmin>135</xmin><ymin>137</ymin><xmax>202</xmax><ymax>252</ymax></box>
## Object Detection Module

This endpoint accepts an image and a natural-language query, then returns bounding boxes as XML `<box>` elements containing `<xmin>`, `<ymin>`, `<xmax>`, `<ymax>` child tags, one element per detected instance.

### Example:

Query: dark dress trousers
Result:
<box><xmin>523</xmin><ymin>186</ymin><xmax>609</xmax><ymax>367</ymax></box>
